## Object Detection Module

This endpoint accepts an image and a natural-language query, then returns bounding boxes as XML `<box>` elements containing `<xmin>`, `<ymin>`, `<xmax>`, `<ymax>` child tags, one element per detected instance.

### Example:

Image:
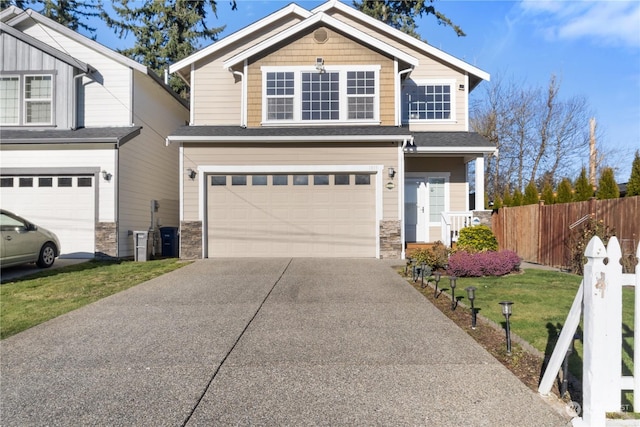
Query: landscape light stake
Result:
<box><xmin>499</xmin><ymin>301</ymin><xmax>514</xmax><ymax>355</ymax></box>
<box><xmin>449</xmin><ymin>276</ymin><xmax>457</xmax><ymax>310</ymax></box>
<box><xmin>433</xmin><ymin>271</ymin><xmax>441</xmax><ymax>297</ymax></box>
<box><xmin>420</xmin><ymin>261</ymin><xmax>427</xmax><ymax>288</ymax></box>
<box><xmin>465</xmin><ymin>286</ymin><xmax>477</xmax><ymax>329</ymax></box>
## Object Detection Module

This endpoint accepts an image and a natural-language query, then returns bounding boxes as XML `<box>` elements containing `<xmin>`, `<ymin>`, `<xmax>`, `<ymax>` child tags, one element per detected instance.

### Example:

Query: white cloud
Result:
<box><xmin>520</xmin><ymin>0</ymin><xmax>640</xmax><ymax>48</ymax></box>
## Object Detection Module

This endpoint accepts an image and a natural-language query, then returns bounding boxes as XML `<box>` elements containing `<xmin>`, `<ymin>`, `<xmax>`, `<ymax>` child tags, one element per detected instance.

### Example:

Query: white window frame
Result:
<box><xmin>261</xmin><ymin>65</ymin><xmax>380</xmax><ymax>125</ymax></box>
<box><xmin>0</xmin><ymin>75</ymin><xmax>20</xmax><ymax>126</ymax></box>
<box><xmin>24</xmin><ymin>74</ymin><xmax>53</xmax><ymax>125</ymax></box>
<box><xmin>406</xmin><ymin>79</ymin><xmax>456</xmax><ymax>124</ymax></box>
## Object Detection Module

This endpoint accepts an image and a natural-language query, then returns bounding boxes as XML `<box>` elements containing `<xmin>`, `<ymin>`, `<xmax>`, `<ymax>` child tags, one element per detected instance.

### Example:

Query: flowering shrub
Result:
<box><xmin>447</xmin><ymin>250</ymin><xmax>521</xmax><ymax>277</ymax></box>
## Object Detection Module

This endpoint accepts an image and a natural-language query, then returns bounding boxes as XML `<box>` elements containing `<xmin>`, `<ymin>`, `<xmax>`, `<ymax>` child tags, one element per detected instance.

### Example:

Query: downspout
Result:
<box><xmin>396</xmin><ymin>67</ymin><xmax>413</xmax><ymax>127</ymax></box>
<box><xmin>72</xmin><ymin>71</ymin><xmax>91</xmax><ymax>130</ymax></box>
<box><xmin>229</xmin><ymin>68</ymin><xmax>246</xmax><ymax>128</ymax></box>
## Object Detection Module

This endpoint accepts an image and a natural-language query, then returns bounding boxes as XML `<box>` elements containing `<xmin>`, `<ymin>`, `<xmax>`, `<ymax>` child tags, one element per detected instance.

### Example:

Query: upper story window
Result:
<box><xmin>0</xmin><ymin>74</ymin><xmax>53</xmax><ymax>126</ymax></box>
<box><xmin>405</xmin><ymin>80</ymin><xmax>455</xmax><ymax>122</ymax></box>
<box><xmin>262</xmin><ymin>65</ymin><xmax>380</xmax><ymax>124</ymax></box>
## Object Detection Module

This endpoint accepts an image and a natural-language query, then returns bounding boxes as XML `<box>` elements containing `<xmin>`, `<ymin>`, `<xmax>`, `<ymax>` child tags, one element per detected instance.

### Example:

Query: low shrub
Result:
<box><xmin>447</xmin><ymin>250</ymin><xmax>521</xmax><ymax>277</ymax></box>
<box><xmin>456</xmin><ymin>225</ymin><xmax>498</xmax><ymax>253</ymax></box>
<box><xmin>408</xmin><ymin>241</ymin><xmax>450</xmax><ymax>270</ymax></box>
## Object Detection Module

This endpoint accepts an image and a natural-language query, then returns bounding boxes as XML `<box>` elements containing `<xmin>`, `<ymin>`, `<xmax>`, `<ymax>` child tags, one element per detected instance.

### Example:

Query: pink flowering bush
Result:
<box><xmin>447</xmin><ymin>250</ymin><xmax>521</xmax><ymax>277</ymax></box>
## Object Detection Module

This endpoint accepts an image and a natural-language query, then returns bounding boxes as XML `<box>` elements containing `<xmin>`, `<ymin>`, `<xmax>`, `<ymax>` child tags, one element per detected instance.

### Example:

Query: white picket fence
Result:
<box><xmin>538</xmin><ymin>236</ymin><xmax>640</xmax><ymax>426</ymax></box>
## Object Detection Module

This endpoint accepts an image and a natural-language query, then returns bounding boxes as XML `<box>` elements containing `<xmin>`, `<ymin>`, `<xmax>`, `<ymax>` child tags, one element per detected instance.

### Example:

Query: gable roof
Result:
<box><xmin>0</xmin><ymin>22</ymin><xmax>93</xmax><ymax>73</ymax></box>
<box><xmin>222</xmin><ymin>11</ymin><xmax>418</xmax><ymax>69</ymax></box>
<box><xmin>313</xmin><ymin>0</ymin><xmax>489</xmax><ymax>85</ymax></box>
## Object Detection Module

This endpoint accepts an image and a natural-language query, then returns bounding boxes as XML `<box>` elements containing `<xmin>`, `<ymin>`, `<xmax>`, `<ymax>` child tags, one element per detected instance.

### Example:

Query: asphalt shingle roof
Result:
<box><xmin>0</xmin><ymin>127</ymin><xmax>142</xmax><ymax>145</ymax></box>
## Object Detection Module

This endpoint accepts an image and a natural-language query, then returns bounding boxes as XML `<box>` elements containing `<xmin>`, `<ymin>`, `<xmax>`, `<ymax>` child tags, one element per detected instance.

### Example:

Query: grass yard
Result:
<box><xmin>0</xmin><ymin>259</ymin><xmax>189</xmax><ymax>340</ymax></box>
<box><xmin>438</xmin><ymin>268</ymin><xmax>636</xmax><ymax>411</ymax></box>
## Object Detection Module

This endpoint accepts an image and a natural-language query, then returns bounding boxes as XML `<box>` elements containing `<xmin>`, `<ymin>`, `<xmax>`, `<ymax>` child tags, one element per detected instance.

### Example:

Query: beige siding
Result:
<box><xmin>192</xmin><ymin>17</ymin><xmax>303</xmax><ymax>125</ymax></box>
<box><xmin>182</xmin><ymin>143</ymin><xmax>399</xmax><ymax>221</ymax></box>
<box><xmin>326</xmin><ymin>10</ymin><xmax>470</xmax><ymax>131</ymax></box>
<box><xmin>117</xmin><ymin>71</ymin><xmax>188</xmax><ymax>257</ymax></box>
<box><xmin>246</xmin><ymin>26</ymin><xmax>396</xmax><ymax>127</ymax></box>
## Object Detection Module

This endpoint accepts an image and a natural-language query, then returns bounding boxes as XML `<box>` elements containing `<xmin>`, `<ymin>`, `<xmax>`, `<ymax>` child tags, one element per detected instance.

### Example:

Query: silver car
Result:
<box><xmin>0</xmin><ymin>209</ymin><xmax>61</xmax><ymax>268</ymax></box>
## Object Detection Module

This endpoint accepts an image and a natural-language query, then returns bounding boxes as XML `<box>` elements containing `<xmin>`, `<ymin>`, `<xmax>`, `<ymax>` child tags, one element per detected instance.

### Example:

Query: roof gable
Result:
<box><xmin>222</xmin><ymin>11</ymin><xmax>418</xmax><ymax>69</ymax></box>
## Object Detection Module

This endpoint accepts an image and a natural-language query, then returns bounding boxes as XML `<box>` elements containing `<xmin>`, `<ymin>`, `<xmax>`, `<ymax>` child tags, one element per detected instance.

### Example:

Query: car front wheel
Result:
<box><xmin>37</xmin><ymin>242</ymin><xmax>56</xmax><ymax>268</ymax></box>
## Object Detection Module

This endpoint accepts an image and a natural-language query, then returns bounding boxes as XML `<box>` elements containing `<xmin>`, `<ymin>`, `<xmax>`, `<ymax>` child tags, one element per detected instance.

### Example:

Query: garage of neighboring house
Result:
<box><xmin>204</xmin><ymin>166</ymin><xmax>379</xmax><ymax>258</ymax></box>
<box><xmin>0</xmin><ymin>170</ymin><xmax>97</xmax><ymax>258</ymax></box>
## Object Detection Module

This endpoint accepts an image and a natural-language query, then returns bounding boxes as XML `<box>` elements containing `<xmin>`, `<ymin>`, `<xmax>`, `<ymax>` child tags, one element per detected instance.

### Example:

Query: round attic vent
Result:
<box><xmin>313</xmin><ymin>28</ymin><xmax>328</xmax><ymax>44</ymax></box>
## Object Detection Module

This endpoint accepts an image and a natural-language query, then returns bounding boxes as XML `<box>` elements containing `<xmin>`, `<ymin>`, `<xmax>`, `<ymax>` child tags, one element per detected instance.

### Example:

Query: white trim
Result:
<box><xmin>198</xmin><ymin>164</ymin><xmax>383</xmax><ymax>258</ymax></box>
<box><xmin>189</xmin><ymin>64</ymin><xmax>195</xmax><ymax>125</ymax></box>
<box><xmin>0</xmin><ymin>75</ymin><xmax>20</xmax><ymax>126</ymax></box>
<box><xmin>169</xmin><ymin>4</ymin><xmax>312</xmax><ymax>74</ymax></box>
<box><xmin>169</xmin><ymin>134</ymin><xmax>409</xmax><ymax>143</ymax></box>
<box><xmin>474</xmin><ymin>155</ymin><xmax>485</xmax><ymax>210</ymax></box>
<box><xmin>407</xmin><ymin>146</ymin><xmax>496</xmax><ymax>154</ymax></box>
<box><xmin>23</xmin><ymin>74</ymin><xmax>53</xmax><ymax>126</ymax></box>
<box><xmin>313</xmin><ymin>0</ymin><xmax>489</xmax><ymax>82</ymax></box>
<box><xmin>406</xmin><ymin>79</ymin><xmax>457</xmax><ymax>124</ymax></box>
<box><xmin>260</xmin><ymin>65</ymin><xmax>381</xmax><ymax>124</ymax></box>
<box><xmin>464</xmin><ymin>74</ymin><xmax>469</xmax><ymax>131</ymax></box>
<box><xmin>179</xmin><ymin>145</ymin><xmax>184</xmax><ymax>222</ymax></box>
<box><xmin>404</xmin><ymin>172</ymin><xmax>450</xmax><ymax>241</ymax></box>
<box><xmin>398</xmin><ymin>143</ymin><xmax>406</xmax><ymax>259</ymax></box>
<box><xmin>223</xmin><ymin>12</ymin><xmax>418</xmax><ymax>69</ymax></box>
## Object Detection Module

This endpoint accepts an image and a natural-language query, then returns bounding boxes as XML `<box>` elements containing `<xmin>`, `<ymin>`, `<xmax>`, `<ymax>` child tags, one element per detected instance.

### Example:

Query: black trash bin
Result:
<box><xmin>159</xmin><ymin>227</ymin><xmax>179</xmax><ymax>257</ymax></box>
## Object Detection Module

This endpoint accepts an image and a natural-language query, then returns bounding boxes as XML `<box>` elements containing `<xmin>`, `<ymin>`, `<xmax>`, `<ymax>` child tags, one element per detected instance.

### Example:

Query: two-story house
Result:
<box><xmin>0</xmin><ymin>7</ymin><xmax>189</xmax><ymax>259</ymax></box>
<box><xmin>168</xmin><ymin>0</ymin><xmax>495</xmax><ymax>259</ymax></box>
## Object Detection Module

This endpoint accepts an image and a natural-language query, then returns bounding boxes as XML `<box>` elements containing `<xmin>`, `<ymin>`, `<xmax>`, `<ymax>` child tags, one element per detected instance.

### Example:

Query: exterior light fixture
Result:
<box><xmin>101</xmin><ymin>170</ymin><xmax>112</xmax><ymax>181</ymax></box>
<box><xmin>187</xmin><ymin>168</ymin><xmax>197</xmax><ymax>180</ymax></box>
<box><xmin>433</xmin><ymin>271</ymin><xmax>441</xmax><ymax>297</ymax></box>
<box><xmin>388</xmin><ymin>167</ymin><xmax>396</xmax><ymax>179</ymax></box>
<box><xmin>499</xmin><ymin>301</ymin><xmax>514</xmax><ymax>354</ymax></box>
<box><xmin>449</xmin><ymin>276</ymin><xmax>457</xmax><ymax>310</ymax></box>
<box><xmin>465</xmin><ymin>286</ymin><xmax>477</xmax><ymax>329</ymax></box>
<box><xmin>315</xmin><ymin>57</ymin><xmax>325</xmax><ymax>73</ymax></box>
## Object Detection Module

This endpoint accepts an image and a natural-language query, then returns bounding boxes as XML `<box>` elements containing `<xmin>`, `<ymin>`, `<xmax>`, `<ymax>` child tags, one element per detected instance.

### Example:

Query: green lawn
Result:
<box><xmin>0</xmin><ymin>259</ymin><xmax>189</xmax><ymax>340</ymax></box>
<box><xmin>442</xmin><ymin>269</ymin><xmax>635</xmax><ymax>410</ymax></box>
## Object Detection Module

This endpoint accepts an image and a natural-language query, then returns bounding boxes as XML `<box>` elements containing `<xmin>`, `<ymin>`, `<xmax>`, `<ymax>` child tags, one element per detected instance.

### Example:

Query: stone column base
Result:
<box><xmin>180</xmin><ymin>221</ymin><xmax>202</xmax><ymax>260</ymax></box>
<box><xmin>95</xmin><ymin>222</ymin><xmax>117</xmax><ymax>259</ymax></box>
<box><xmin>379</xmin><ymin>220</ymin><xmax>401</xmax><ymax>259</ymax></box>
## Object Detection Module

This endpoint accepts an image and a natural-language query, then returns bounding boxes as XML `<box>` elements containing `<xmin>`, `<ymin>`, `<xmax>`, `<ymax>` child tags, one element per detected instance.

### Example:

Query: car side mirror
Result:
<box><xmin>26</xmin><ymin>223</ymin><xmax>37</xmax><ymax>231</ymax></box>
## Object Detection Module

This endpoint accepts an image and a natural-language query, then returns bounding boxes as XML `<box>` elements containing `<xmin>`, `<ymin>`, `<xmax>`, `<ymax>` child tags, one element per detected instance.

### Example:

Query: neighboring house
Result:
<box><xmin>168</xmin><ymin>0</ymin><xmax>495</xmax><ymax>260</ymax></box>
<box><xmin>0</xmin><ymin>7</ymin><xmax>188</xmax><ymax>259</ymax></box>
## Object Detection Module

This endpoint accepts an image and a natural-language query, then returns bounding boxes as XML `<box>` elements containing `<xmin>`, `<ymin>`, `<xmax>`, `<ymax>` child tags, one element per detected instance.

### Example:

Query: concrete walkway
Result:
<box><xmin>0</xmin><ymin>259</ymin><xmax>570</xmax><ymax>426</ymax></box>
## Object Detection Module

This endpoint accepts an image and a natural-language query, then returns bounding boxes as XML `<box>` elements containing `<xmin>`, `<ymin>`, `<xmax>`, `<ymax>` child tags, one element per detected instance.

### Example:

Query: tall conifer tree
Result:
<box><xmin>627</xmin><ymin>151</ymin><xmax>640</xmax><ymax>197</ymax></box>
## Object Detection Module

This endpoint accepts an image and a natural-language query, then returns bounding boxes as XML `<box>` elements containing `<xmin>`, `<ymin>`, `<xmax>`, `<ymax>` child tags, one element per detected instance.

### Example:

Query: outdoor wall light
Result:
<box><xmin>388</xmin><ymin>167</ymin><xmax>396</xmax><ymax>179</ymax></box>
<box><xmin>499</xmin><ymin>301</ymin><xmax>514</xmax><ymax>355</ymax></box>
<box><xmin>187</xmin><ymin>168</ymin><xmax>197</xmax><ymax>180</ymax></box>
<box><xmin>449</xmin><ymin>276</ymin><xmax>457</xmax><ymax>310</ymax></box>
<box><xmin>465</xmin><ymin>286</ymin><xmax>477</xmax><ymax>329</ymax></box>
<box><xmin>433</xmin><ymin>271</ymin><xmax>441</xmax><ymax>297</ymax></box>
<box><xmin>101</xmin><ymin>170</ymin><xmax>112</xmax><ymax>181</ymax></box>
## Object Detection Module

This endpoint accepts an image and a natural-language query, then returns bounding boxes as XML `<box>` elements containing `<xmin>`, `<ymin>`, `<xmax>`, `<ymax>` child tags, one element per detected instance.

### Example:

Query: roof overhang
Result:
<box><xmin>406</xmin><ymin>132</ymin><xmax>496</xmax><ymax>156</ymax></box>
<box><xmin>0</xmin><ymin>127</ymin><xmax>142</xmax><ymax>146</ymax></box>
<box><xmin>223</xmin><ymin>12</ymin><xmax>419</xmax><ymax>70</ymax></box>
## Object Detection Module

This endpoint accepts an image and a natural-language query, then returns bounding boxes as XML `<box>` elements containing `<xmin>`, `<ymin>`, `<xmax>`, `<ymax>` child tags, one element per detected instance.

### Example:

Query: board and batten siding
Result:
<box><xmin>192</xmin><ymin>17</ymin><xmax>304</xmax><ymax>126</ymax></box>
<box><xmin>16</xmin><ymin>22</ymin><xmax>132</xmax><ymax>127</ymax></box>
<box><xmin>325</xmin><ymin>10</ymin><xmax>469</xmax><ymax>132</ymax></box>
<box><xmin>0</xmin><ymin>145</ymin><xmax>117</xmax><ymax>221</ymax></box>
<box><xmin>1</xmin><ymin>32</ymin><xmax>76</xmax><ymax>129</ymax></box>
<box><xmin>116</xmin><ymin>70</ymin><xmax>189</xmax><ymax>257</ymax></box>
<box><xmin>182</xmin><ymin>142</ymin><xmax>399</xmax><ymax>222</ymax></box>
<box><xmin>246</xmin><ymin>26</ymin><xmax>396</xmax><ymax>127</ymax></box>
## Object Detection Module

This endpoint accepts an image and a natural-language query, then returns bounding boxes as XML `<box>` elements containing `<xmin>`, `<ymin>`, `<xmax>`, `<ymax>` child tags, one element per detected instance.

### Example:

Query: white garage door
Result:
<box><xmin>0</xmin><ymin>175</ymin><xmax>96</xmax><ymax>258</ymax></box>
<box><xmin>207</xmin><ymin>172</ymin><xmax>377</xmax><ymax>257</ymax></box>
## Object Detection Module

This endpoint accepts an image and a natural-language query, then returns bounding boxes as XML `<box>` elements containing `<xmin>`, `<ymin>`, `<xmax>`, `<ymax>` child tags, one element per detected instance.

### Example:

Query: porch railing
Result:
<box><xmin>441</xmin><ymin>211</ymin><xmax>473</xmax><ymax>247</ymax></box>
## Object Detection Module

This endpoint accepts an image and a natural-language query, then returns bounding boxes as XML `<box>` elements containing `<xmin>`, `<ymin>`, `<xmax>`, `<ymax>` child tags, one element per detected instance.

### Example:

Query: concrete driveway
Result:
<box><xmin>0</xmin><ymin>259</ymin><xmax>570</xmax><ymax>426</ymax></box>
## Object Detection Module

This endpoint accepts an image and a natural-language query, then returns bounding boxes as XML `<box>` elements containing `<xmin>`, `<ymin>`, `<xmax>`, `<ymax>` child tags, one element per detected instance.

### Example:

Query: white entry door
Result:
<box><xmin>405</xmin><ymin>175</ymin><xmax>448</xmax><ymax>242</ymax></box>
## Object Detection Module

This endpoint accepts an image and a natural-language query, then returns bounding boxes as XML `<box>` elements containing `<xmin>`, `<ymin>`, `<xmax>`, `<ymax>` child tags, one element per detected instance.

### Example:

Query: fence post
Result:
<box><xmin>603</xmin><ymin>237</ymin><xmax>622</xmax><ymax>412</ymax></box>
<box><xmin>582</xmin><ymin>236</ymin><xmax>608</xmax><ymax>426</ymax></box>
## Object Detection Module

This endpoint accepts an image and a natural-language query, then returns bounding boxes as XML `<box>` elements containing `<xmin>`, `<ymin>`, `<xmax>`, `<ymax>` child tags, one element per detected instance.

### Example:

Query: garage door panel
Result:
<box><xmin>208</xmin><ymin>172</ymin><xmax>376</xmax><ymax>257</ymax></box>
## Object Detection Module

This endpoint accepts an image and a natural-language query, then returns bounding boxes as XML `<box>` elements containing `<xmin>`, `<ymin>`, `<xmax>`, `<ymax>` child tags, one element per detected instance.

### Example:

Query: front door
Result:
<box><xmin>405</xmin><ymin>175</ymin><xmax>448</xmax><ymax>243</ymax></box>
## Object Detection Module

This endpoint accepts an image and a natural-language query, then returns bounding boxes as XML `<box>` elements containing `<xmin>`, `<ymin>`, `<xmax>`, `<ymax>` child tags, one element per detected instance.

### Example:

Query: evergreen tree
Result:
<box><xmin>103</xmin><ymin>0</ymin><xmax>235</xmax><ymax>98</ymax></box>
<box><xmin>512</xmin><ymin>187</ymin><xmax>524</xmax><ymax>206</ymax></box>
<box><xmin>502</xmin><ymin>185</ymin><xmax>513</xmax><ymax>207</ymax></box>
<box><xmin>1</xmin><ymin>0</ymin><xmax>100</xmax><ymax>38</ymax></box>
<box><xmin>492</xmin><ymin>194</ymin><xmax>503</xmax><ymax>210</ymax></box>
<box><xmin>596</xmin><ymin>167</ymin><xmax>620</xmax><ymax>199</ymax></box>
<box><xmin>556</xmin><ymin>178</ymin><xmax>573</xmax><ymax>204</ymax></box>
<box><xmin>574</xmin><ymin>167</ymin><xmax>593</xmax><ymax>201</ymax></box>
<box><xmin>627</xmin><ymin>150</ymin><xmax>640</xmax><ymax>197</ymax></box>
<box><xmin>353</xmin><ymin>0</ymin><xmax>465</xmax><ymax>40</ymax></box>
<box><xmin>523</xmin><ymin>180</ymin><xmax>539</xmax><ymax>205</ymax></box>
<box><xmin>541</xmin><ymin>180</ymin><xmax>555</xmax><ymax>205</ymax></box>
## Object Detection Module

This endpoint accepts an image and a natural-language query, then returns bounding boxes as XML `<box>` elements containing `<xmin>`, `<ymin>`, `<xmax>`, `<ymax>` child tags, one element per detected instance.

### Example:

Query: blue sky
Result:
<box><xmin>94</xmin><ymin>0</ymin><xmax>639</xmax><ymax>181</ymax></box>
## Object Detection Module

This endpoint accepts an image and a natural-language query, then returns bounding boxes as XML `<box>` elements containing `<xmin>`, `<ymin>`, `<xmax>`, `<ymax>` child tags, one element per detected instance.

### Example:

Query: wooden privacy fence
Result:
<box><xmin>492</xmin><ymin>196</ymin><xmax>640</xmax><ymax>270</ymax></box>
<box><xmin>539</xmin><ymin>236</ymin><xmax>640</xmax><ymax>426</ymax></box>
